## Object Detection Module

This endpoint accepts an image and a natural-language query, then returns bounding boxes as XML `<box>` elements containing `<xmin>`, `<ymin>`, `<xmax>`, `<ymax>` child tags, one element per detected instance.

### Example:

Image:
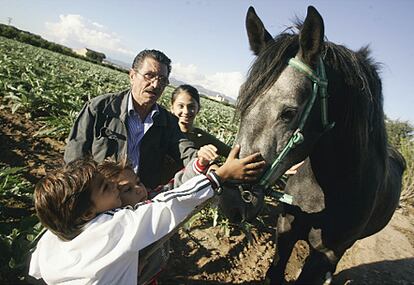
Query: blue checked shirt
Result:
<box><xmin>126</xmin><ymin>93</ymin><xmax>159</xmax><ymax>173</ymax></box>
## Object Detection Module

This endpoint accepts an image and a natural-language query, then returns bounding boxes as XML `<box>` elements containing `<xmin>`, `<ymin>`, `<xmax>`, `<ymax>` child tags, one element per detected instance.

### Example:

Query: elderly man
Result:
<box><xmin>64</xmin><ymin>49</ymin><xmax>197</xmax><ymax>188</ymax></box>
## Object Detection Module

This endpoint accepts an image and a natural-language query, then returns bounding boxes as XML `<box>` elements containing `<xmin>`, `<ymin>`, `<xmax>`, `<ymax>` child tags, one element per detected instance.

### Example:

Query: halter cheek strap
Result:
<box><xmin>288</xmin><ymin>57</ymin><xmax>333</xmax><ymax>131</ymax></box>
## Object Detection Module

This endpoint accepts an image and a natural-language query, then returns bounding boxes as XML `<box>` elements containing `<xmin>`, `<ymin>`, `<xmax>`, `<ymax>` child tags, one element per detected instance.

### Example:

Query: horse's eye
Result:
<box><xmin>280</xmin><ymin>108</ymin><xmax>298</xmax><ymax>122</ymax></box>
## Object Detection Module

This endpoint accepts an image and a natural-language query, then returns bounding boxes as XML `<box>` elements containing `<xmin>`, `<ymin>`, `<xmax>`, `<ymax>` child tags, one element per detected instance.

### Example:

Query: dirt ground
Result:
<box><xmin>1</xmin><ymin>107</ymin><xmax>413</xmax><ymax>285</ymax></box>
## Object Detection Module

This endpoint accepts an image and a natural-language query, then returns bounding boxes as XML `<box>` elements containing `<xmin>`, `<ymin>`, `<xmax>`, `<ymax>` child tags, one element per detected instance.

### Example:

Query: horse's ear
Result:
<box><xmin>298</xmin><ymin>6</ymin><xmax>325</xmax><ymax>65</ymax></box>
<box><xmin>246</xmin><ymin>6</ymin><xmax>273</xmax><ymax>56</ymax></box>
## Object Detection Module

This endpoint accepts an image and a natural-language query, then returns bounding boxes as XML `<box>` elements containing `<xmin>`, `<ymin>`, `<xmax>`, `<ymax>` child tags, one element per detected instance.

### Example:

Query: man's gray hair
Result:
<box><xmin>132</xmin><ymin>49</ymin><xmax>172</xmax><ymax>75</ymax></box>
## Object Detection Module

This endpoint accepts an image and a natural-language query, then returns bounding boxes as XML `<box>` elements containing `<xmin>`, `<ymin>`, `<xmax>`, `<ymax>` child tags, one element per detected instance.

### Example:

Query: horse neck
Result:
<box><xmin>309</xmin><ymin>94</ymin><xmax>388</xmax><ymax>190</ymax></box>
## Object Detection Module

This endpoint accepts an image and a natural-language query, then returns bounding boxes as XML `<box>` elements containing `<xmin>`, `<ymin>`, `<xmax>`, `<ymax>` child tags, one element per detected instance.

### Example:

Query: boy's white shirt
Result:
<box><xmin>29</xmin><ymin>174</ymin><xmax>214</xmax><ymax>285</ymax></box>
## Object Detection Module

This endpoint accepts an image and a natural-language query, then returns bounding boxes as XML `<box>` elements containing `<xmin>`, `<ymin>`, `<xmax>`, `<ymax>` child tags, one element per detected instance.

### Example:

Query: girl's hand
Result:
<box><xmin>197</xmin><ymin>144</ymin><xmax>219</xmax><ymax>166</ymax></box>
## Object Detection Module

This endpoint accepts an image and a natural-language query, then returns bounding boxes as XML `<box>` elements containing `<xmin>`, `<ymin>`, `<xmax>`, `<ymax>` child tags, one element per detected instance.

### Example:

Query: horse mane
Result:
<box><xmin>237</xmin><ymin>23</ymin><xmax>387</xmax><ymax>162</ymax></box>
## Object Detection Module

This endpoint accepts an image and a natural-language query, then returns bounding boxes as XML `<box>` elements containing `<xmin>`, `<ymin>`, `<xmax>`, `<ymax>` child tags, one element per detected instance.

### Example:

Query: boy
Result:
<box><xmin>29</xmin><ymin>145</ymin><xmax>264</xmax><ymax>284</ymax></box>
<box><xmin>98</xmin><ymin>145</ymin><xmax>216</xmax><ymax>285</ymax></box>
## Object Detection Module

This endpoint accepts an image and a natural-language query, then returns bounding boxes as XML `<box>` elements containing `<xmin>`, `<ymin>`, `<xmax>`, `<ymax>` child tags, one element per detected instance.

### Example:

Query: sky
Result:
<box><xmin>1</xmin><ymin>0</ymin><xmax>413</xmax><ymax>123</ymax></box>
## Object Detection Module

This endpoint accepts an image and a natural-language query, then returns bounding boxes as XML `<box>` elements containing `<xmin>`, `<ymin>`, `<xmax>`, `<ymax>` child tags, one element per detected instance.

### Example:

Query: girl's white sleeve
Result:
<box><xmin>125</xmin><ymin>174</ymin><xmax>214</xmax><ymax>251</ymax></box>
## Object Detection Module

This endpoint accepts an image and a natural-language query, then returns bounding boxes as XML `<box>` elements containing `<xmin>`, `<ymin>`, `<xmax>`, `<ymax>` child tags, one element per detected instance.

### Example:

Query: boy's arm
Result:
<box><xmin>128</xmin><ymin>145</ymin><xmax>265</xmax><ymax>251</ymax></box>
<box><xmin>128</xmin><ymin>174</ymin><xmax>218</xmax><ymax>251</ymax></box>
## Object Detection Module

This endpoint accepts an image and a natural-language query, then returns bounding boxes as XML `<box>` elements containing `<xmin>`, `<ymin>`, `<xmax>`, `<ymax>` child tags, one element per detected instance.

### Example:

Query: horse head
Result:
<box><xmin>219</xmin><ymin>6</ymin><xmax>331</xmax><ymax>223</ymax></box>
<box><xmin>237</xmin><ymin>6</ymin><xmax>329</xmax><ymax>182</ymax></box>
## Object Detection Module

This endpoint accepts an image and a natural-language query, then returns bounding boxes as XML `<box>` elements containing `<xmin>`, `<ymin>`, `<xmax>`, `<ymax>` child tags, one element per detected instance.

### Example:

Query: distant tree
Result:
<box><xmin>385</xmin><ymin>117</ymin><xmax>414</xmax><ymax>208</ymax></box>
<box><xmin>385</xmin><ymin>116</ymin><xmax>414</xmax><ymax>148</ymax></box>
<box><xmin>85</xmin><ymin>49</ymin><xmax>106</xmax><ymax>63</ymax></box>
<box><xmin>0</xmin><ymin>24</ymin><xmax>18</xmax><ymax>38</ymax></box>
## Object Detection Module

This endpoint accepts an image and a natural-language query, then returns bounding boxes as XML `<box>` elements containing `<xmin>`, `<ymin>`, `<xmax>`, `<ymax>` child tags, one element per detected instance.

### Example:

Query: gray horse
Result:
<box><xmin>223</xmin><ymin>6</ymin><xmax>406</xmax><ymax>284</ymax></box>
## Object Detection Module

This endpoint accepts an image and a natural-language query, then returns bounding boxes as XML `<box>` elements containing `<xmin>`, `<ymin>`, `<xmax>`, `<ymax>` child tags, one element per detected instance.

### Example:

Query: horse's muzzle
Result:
<box><xmin>218</xmin><ymin>182</ymin><xmax>265</xmax><ymax>223</ymax></box>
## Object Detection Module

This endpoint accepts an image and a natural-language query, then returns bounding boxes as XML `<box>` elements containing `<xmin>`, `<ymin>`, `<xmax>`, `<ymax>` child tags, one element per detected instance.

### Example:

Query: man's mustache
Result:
<box><xmin>144</xmin><ymin>87</ymin><xmax>161</xmax><ymax>95</ymax></box>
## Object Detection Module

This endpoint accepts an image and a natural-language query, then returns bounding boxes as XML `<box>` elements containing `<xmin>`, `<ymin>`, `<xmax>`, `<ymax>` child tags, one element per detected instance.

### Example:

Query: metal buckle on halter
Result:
<box><xmin>238</xmin><ymin>183</ymin><xmax>294</xmax><ymax>205</ymax></box>
<box><xmin>239</xmin><ymin>186</ymin><xmax>251</xmax><ymax>203</ymax></box>
<box><xmin>237</xmin><ymin>184</ymin><xmax>255</xmax><ymax>203</ymax></box>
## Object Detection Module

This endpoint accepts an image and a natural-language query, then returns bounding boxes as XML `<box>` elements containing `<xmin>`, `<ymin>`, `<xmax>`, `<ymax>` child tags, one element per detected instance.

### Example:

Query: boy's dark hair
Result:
<box><xmin>98</xmin><ymin>157</ymin><xmax>133</xmax><ymax>181</ymax></box>
<box><xmin>132</xmin><ymin>49</ymin><xmax>172</xmax><ymax>75</ymax></box>
<box><xmin>34</xmin><ymin>159</ymin><xmax>98</xmax><ymax>241</ymax></box>
<box><xmin>171</xmin><ymin>84</ymin><xmax>200</xmax><ymax>107</ymax></box>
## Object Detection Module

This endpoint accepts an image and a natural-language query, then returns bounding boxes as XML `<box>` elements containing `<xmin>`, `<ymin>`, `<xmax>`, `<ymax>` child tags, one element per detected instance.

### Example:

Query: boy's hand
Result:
<box><xmin>215</xmin><ymin>145</ymin><xmax>265</xmax><ymax>182</ymax></box>
<box><xmin>197</xmin><ymin>144</ymin><xmax>219</xmax><ymax>166</ymax></box>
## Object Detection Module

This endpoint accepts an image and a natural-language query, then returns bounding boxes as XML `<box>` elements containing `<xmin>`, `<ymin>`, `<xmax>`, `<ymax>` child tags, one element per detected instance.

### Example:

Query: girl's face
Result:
<box><xmin>116</xmin><ymin>169</ymin><xmax>148</xmax><ymax>206</ymax></box>
<box><xmin>170</xmin><ymin>91</ymin><xmax>200</xmax><ymax>133</ymax></box>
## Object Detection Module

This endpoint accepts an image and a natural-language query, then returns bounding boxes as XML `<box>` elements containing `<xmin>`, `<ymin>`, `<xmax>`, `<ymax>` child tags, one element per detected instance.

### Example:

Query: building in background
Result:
<box><xmin>73</xmin><ymin>48</ymin><xmax>106</xmax><ymax>63</ymax></box>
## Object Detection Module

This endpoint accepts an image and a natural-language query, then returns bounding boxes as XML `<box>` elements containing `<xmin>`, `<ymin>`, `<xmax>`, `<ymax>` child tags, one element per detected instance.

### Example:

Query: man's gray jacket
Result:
<box><xmin>64</xmin><ymin>89</ymin><xmax>197</xmax><ymax>188</ymax></box>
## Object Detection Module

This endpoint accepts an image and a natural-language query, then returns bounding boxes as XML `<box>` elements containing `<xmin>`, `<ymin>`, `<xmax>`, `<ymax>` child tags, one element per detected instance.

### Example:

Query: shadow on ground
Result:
<box><xmin>334</xmin><ymin>258</ymin><xmax>414</xmax><ymax>285</ymax></box>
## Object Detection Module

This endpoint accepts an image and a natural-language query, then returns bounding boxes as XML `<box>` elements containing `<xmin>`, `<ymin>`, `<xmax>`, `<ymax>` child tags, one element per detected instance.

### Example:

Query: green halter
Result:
<box><xmin>259</xmin><ymin>56</ymin><xmax>335</xmax><ymax>204</ymax></box>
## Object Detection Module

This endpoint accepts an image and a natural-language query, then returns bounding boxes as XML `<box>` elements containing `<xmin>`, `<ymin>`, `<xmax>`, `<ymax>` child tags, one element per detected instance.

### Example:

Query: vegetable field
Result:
<box><xmin>0</xmin><ymin>36</ymin><xmax>238</xmax><ymax>142</ymax></box>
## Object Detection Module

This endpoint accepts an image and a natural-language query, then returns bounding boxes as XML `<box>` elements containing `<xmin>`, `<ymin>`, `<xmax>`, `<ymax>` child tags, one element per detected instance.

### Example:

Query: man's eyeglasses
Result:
<box><xmin>135</xmin><ymin>70</ymin><xmax>169</xmax><ymax>86</ymax></box>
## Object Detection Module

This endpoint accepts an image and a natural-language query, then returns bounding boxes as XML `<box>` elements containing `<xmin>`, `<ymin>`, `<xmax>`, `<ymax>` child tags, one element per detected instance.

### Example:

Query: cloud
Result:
<box><xmin>42</xmin><ymin>17</ymin><xmax>244</xmax><ymax>99</ymax></box>
<box><xmin>43</xmin><ymin>14</ymin><xmax>135</xmax><ymax>57</ymax></box>
<box><xmin>171</xmin><ymin>62</ymin><xmax>245</xmax><ymax>99</ymax></box>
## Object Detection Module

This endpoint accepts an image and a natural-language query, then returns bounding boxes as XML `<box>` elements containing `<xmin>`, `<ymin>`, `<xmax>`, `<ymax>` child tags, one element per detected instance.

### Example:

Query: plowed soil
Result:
<box><xmin>1</xmin><ymin>107</ymin><xmax>413</xmax><ymax>285</ymax></box>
